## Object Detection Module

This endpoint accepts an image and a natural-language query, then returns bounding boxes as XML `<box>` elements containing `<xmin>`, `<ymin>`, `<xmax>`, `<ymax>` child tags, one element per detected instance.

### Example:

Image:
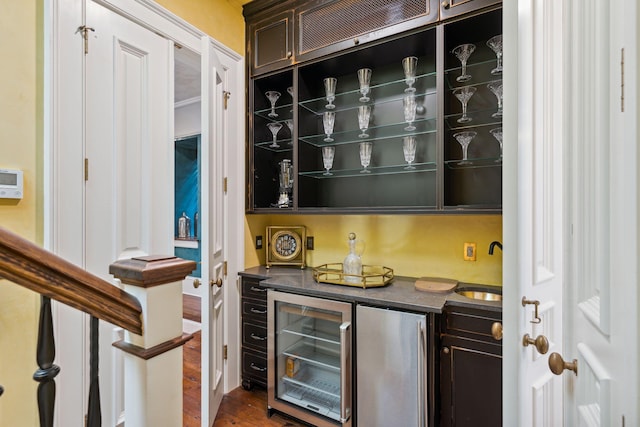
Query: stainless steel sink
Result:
<box><xmin>455</xmin><ymin>285</ymin><xmax>502</xmax><ymax>302</ymax></box>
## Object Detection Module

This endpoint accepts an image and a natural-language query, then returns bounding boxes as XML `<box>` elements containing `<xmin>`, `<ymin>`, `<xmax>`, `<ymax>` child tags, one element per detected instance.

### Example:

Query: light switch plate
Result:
<box><xmin>463</xmin><ymin>242</ymin><xmax>477</xmax><ymax>261</ymax></box>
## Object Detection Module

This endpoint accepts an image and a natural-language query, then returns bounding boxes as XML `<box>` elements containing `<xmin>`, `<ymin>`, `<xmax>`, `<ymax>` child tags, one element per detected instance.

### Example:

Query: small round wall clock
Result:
<box><xmin>266</xmin><ymin>226</ymin><xmax>306</xmax><ymax>268</ymax></box>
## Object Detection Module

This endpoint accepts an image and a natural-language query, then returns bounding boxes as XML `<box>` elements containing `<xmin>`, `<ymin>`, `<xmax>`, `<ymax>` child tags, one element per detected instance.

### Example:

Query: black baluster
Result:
<box><xmin>0</xmin><ymin>385</ymin><xmax>4</xmax><ymax>396</ymax></box>
<box><xmin>86</xmin><ymin>316</ymin><xmax>102</xmax><ymax>426</ymax></box>
<box><xmin>33</xmin><ymin>296</ymin><xmax>60</xmax><ymax>427</ymax></box>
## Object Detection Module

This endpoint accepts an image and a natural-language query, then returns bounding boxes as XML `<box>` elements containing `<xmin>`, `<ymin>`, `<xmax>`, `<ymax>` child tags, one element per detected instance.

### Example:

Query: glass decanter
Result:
<box><xmin>343</xmin><ymin>232</ymin><xmax>364</xmax><ymax>284</ymax></box>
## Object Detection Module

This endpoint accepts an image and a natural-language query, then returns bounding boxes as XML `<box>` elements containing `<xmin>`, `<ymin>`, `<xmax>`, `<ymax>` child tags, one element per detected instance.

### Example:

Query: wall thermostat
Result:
<box><xmin>0</xmin><ymin>169</ymin><xmax>24</xmax><ymax>199</ymax></box>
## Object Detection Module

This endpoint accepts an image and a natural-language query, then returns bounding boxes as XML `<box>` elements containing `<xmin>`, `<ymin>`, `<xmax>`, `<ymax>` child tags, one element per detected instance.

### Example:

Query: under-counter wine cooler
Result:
<box><xmin>267</xmin><ymin>290</ymin><xmax>352</xmax><ymax>427</ymax></box>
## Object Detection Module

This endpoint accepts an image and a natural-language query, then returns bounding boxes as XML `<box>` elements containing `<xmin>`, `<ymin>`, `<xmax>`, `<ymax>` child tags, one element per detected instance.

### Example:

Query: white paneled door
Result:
<box><xmin>505</xmin><ymin>0</ymin><xmax>638</xmax><ymax>425</ymax></box>
<box><xmin>85</xmin><ymin>1</ymin><xmax>173</xmax><ymax>425</ymax></box>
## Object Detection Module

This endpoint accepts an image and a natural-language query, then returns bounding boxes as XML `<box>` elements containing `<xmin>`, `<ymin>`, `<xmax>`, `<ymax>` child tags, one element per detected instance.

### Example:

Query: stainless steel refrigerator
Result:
<box><xmin>356</xmin><ymin>305</ymin><xmax>428</xmax><ymax>427</ymax></box>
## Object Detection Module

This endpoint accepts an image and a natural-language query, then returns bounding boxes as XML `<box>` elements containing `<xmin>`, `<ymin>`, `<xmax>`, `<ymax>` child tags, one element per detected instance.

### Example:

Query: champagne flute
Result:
<box><xmin>453</xmin><ymin>131</ymin><xmax>477</xmax><ymax>165</ymax></box>
<box><xmin>403</xmin><ymin>95</ymin><xmax>417</xmax><ymax>131</ymax></box>
<box><xmin>453</xmin><ymin>86</ymin><xmax>476</xmax><ymax>124</ymax></box>
<box><xmin>359</xmin><ymin>141</ymin><xmax>372</xmax><ymax>173</ymax></box>
<box><xmin>489</xmin><ymin>127</ymin><xmax>503</xmax><ymax>162</ymax></box>
<box><xmin>402</xmin><ymin>56</ymin><xmax>418</xmax><ymax>93</ymax></box>
<box><xmin>451</xmin><ymin>43</ymin><xmax>476</xmax><ymax>82</ymax></box>
<box><xmin>324</xmin><ymin>77</ymin><xmax>337</xmax><ymax>109</ymax></box>
<box><xmin>357</xmin><ymin>68</ymin><xmax>372</xmax><ymax>102</ymax></box>
<box><xmin>267</xmin><ymin>122</ymin><xmax>282</xmax><ymax>148</ymax></box>
<box><xmin>358</xmin><ymin>105</ymin><xmax>371</xmax><ymax>138</ymax></box>
<box><xmin>403</xmin><ymin>136</ymin><xmax>417</xmax><ymax>170</ymax></box>
<box><xmin>323</xmin><ymin>111</ymin><xmax>335</xmax><ymax>142</ymax></box>
<box><xmin>487</xmin><ymin>81</ymin><xmax>503</xmax><ymax>118</ymax></box>
<box><xmin>322</xmin><ymin>146</ymin><xmax>335</xmax><ymax>175</ymax></box>
<box><xmin>265</xmin><ymin>90</ymin><xmax>281</xmax><ymax>117</ymax></box>
<box><xmin>486</xmin><ymin>35</ymin><xmax>503</xmax><ymax>75</ymax></box>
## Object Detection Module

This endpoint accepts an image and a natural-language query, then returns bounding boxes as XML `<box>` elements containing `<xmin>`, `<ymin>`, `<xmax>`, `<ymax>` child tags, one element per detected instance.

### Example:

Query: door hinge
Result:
<box><xmin>620</xmin><ymin>48</ymin><xmax>625</xmax><ymax>112</ymax></box>
<box><xmin>223</xmin><ymin>260</ymin><xmax>228</xmax><ymax>276</ymax></box>
<box><xmin>76</xmin><ymin>25</ymin><xmax>95</xmax><ymax>55</ymax></box>
<box><xmin>223</xmin><ymin>91</ymin><xmax>231</xmax><ymax>110</ymax></box>
<box><xmin>223</xmin><ymin>177</ymin><xmax>228</xmax><ymax>194</ymax></box>
<box><xmin>223</xmin><ymin>344</ymin><xmax>228</xmax><ymax>360</ymax></box>
<box><xmin>84</xmin><ymin>158</ymin><xmax>89</xmax><ymax>181</ymax></box>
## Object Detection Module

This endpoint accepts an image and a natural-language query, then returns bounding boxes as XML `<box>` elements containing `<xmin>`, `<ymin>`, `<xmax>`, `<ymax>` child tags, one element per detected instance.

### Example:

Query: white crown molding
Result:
<box><xmin>175</xmin><ymin>96</ymin><xmax>201</xmax><ymax>109</ymax></box>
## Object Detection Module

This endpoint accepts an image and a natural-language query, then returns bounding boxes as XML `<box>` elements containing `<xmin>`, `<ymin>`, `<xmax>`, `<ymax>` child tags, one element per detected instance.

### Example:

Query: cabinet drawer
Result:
<box><xmin>443</xmin><ymin>307</ymin><xmax>501</xmax><ymax>342</ymax></box>
<box><xmin>243</xmin><ymin>300</ymin><xmax>267</xmax><ymax>322</ymax></box>
<box><xmin>243</xmin><ymin>321</ymin><xmax>268</xmax><ymax>352</ymax></box>
<box><xmin>242</xmin><ymin>348</ymin><xmax>268</xmax><ymax>385</ymax></box>
<box><xmin>242</xmin><ymin>279</ymin><xmax>268</xmax><ymax>302</ymax></box>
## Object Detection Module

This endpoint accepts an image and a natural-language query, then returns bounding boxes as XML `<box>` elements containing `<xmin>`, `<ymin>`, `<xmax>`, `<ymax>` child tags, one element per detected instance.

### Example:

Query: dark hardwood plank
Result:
<box><xmin>183</xmin><ymin>294</ymin><xmax>201</xmax><ymax>323</ymax></box>
<box><xmin>213</xmin><ymin>387</ymin><xmax>307</xmax><ymax>427</ymax></box>
<box><xmin>183</xmin><ymin>331</ymin><xmax>201</xmax><ymax>427</ymax></box>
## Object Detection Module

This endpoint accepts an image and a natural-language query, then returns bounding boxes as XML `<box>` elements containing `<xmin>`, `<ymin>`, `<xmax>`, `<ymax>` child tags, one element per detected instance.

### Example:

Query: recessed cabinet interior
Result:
<box><xmin>247</xmin><ymin>4</ymin><xmax>502</xmax><ymax>213</ymax></box>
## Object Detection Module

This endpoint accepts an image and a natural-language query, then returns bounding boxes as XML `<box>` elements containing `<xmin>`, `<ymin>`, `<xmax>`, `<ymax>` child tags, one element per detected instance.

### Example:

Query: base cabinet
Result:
<box><xmin>241</xmin><ymin>277</ymin><xmax>269</xmax><ymax>389</ymax></box>
<box><xmin>439</xmin><ymin>306</ymin><xmax>502</xmax><ymax>427</ymax></box>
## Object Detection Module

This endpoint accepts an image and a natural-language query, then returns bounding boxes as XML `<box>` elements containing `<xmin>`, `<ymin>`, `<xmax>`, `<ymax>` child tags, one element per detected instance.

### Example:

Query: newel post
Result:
<box><xmin>109</xmin><ymin>255</ymin><xmax>196</xmax><ymax>427</ymax></box>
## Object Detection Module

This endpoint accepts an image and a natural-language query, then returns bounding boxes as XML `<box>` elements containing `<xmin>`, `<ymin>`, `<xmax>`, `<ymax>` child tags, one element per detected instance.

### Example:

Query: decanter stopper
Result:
<box><xmin>343</xmin><ymin>232</ymin><xmax>362</xmax><ymax>284</ymax></box>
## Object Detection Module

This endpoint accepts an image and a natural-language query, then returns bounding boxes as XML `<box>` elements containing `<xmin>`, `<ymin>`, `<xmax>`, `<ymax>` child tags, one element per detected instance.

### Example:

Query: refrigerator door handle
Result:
<box><xmin>340</xmin><ymin>321</ymin><xmax>352</xmax><ymax>424</ymax></box>
<box><xmin>418</xmin><ymin>320</ymin><xmax>427</xmax><ymax>427</ymax></box>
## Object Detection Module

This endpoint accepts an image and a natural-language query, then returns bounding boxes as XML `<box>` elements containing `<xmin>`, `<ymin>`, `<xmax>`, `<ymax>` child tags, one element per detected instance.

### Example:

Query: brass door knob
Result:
<box><xmin>211</xmin><ymin>278</ymin><xmax>223</xmax><ymax>288</ymax></box>
<box><xmin>522</xmin><ymin>333</ymin><xmax>549</xmax><ymax>354</ymax></box>
<box><xmin>491</xmin><ymin>322</ymin><xmax>503</xmax><ymax>340</ymax></box>
<box><xmin>193</xmin><ymin>279</ymin><xmax>201</xmax><ymax>288</ymax></box>
<box><xmin>548</xmin><ymin>352</ymin><xmax>578</xmax><ymax>376</ymax></box>
<box><xmin>441</xmin><ymin>0</ymin><xmax>451</xmax><ymax>9</ymax></box>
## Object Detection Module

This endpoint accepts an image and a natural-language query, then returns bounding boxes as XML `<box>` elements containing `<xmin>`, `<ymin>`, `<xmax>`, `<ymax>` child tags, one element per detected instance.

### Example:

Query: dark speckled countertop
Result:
<box><xmin>240</xmin><ymin>266</ymin><xmax>502</xmax><ymax>314</ymax></box>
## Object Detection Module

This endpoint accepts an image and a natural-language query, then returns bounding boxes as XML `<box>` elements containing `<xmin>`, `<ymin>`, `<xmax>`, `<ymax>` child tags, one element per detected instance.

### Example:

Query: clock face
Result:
<box><xmin>271</xmin><ymin>230</ymin><xmax>302</xmax><ymax>261</ymax></box>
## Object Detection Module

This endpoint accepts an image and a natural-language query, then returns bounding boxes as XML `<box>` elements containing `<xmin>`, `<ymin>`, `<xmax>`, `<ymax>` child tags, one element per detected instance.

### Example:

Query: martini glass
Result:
<box><xmin>403</xmin><ymin>136</ymin><xmax>417</xmax><ymax>170</ymax></box>
<box><xmin>358</xmin><ymin>68</ymin><xmax>372</xmax><ymax>102</ymax></box>
<box><xmin>452</xmin><ymin>43</ymin><xmax>476</xmax><ymax>82</ymax></box>
<box><xmin>453</xmin><ymin>86</ymin><xmax>477</xmax><ymax>124</ymax></box>
<box><xmin>267</xmin><ymin>122</ymin><xmax>282</xmax><ymax>148</ymax></box>
<box><xmin>265</xmin><ymin>90</ymin><xmax>281</xmax><ymax>118</ymax></box>
<box><xmin>358</xmin><ymin>105</ymin><xmax>371</xmax><ymax>138</ymax></box>
<box><xmin>453</xmin><ymin>131</ymin><xmax>477</xmax><ymax>165</ymax></box>
<box><xmin>285</xmin><ymin>119</ymin><xmax>294</xmax><ymax>145</ymax></box>
<box><xmin>359</xmin><ymin>141</ymin><xmax>372</xmax><ymax>173</ymax></box>
<box><xmin>323</xmin><ymin>111</ymin><xmax>335</xmax><ymax>142</ymax></box>
<box><xmin>489</xmin><ymin>127</ymin><xmax>503</xmax><ymax>162</ymax></box>
<box><xmin>487</xmin><ymin>81</ymin><xmax>503</xmax><ymax>118</ymax></box>
<box><xmin>324</xmin><ymin>77</ymin><xmax>337</xmax><ymax>109</ymax></box>
<box><xmin>486</xmin><ymin>35</ymin><xmax>503</xmax><ymax>75</ymax></box>
<box><xmin>322</xmin><ymin>146</ymin><xmax>335</xmax><ymax>175</ymax></box>
<box><xmin>402</xmin><ymin>56</ymin><xmax>418</xmax><ymax>93</ymax></box>
<box><xmin>403</xmin><ymin>95</ymin><xmax>417</xmax><ymax>131</ymax></box>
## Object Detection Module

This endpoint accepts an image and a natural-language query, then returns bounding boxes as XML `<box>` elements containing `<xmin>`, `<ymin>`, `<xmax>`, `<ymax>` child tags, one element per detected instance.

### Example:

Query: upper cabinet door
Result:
<box><xmin>248</xmin><ymin>10</ymin><xmax>294</xmax><ymax>76</ymax></box>
<box><xmin>295</xmin><ymin>0</ymin><xmax>439</xmax><ymax>64</ymax></box>
<box><xmin>440</xmin><ymin>0</ymin><xmax>501</xmax><ymax>21</ymax></box>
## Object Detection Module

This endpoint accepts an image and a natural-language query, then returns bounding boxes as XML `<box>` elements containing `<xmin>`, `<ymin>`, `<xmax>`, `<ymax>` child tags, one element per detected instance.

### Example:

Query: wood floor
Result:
<box><xmin>183</xmin><ymin>294</ymin><xmax>304</xmax><ymax>427</ymax></box>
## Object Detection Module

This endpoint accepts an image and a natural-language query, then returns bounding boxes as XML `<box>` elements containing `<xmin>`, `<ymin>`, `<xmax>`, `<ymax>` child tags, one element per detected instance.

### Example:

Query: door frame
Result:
<box><xmin>45</xmin><ymin>0</ymin><xmax>245</xmax><ymax>424</ymax></box>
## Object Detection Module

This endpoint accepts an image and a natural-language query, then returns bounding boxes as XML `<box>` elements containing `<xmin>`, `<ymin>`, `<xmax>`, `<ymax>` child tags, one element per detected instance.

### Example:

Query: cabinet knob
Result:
<box><xmin>548</xmin><ymin>352</ymin><xmax>578</xmax><ymax>376</ymax></box>
<box><xmin>522</xmin><ymin>333</ymin><xmax>549</xmax><ymax>354</ymax></box>
<box><xmin>443</xmin><ymin>347</ymin><xmax>450</xmax><ymax>354</ymax></box>
<box><xmin>286</xmin><ymin>51</ymin><xmax>292</xmax><ymax>58</ymax></box>
<box><xmin>193</xmin><ymin>279</ymin><xmax>201</xmax><ymax>288</ymax></box>
<box><xmin>491</xmin><ymin>322</ymin><xmax>503</xmax><ymax>340</ymax></box>
<box><xmin>353</xmin><ymin>37</ymin><xmax>360</xmax><ymax>45</ymax></box>
<box><xmin>441</xmin><ymin>0</ymin><xmax>451</xmax><ymax>9</ymax></box>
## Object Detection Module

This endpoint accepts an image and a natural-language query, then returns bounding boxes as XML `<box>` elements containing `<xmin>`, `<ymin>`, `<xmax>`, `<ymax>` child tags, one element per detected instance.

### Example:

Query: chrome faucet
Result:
<box><xmin>488</xmin><ymin>241</ymin><xmax>503</xmax><ymax>255</ymax></box>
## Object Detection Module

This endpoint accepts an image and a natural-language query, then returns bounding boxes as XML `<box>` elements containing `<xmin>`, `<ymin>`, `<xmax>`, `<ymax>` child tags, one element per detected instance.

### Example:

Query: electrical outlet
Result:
<box><xmin>306</xmin><ymin>236</ymin><xmax>314</xmax><ymax>250</ymax></box>
<box><xmin>256</xmin><ymin>235</ymin><xmax>263</xmax><ymax>249</ymax></box>
<box><xmin>463</xmin><ymin>242</ymin><xmax>477</xmax><ymax>261</ymax></box>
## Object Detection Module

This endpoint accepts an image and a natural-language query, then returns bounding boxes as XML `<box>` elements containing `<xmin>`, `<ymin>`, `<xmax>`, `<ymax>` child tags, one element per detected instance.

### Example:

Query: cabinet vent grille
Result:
<box><xmin>298</xmin><ymin>0</ymin><xmax>428</xmax><ymax>54</ymax></box>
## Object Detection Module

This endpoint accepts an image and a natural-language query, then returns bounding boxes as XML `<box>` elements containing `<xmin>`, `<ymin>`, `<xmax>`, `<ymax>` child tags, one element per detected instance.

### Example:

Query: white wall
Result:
<box><xmin>175</xmin><ymin>100</ymin><xmax>201</xmax><ymax>138</ymax></box>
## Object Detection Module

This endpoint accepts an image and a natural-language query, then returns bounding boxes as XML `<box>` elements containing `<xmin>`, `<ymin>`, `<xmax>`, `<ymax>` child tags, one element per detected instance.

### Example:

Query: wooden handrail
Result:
<box><xmin>0</xmin><ymin>227</ymin><xmax>143</xmax><ymax>334</ymax></box>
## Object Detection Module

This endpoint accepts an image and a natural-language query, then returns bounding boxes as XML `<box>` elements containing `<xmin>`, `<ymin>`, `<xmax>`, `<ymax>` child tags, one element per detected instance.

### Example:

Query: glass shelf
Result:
<box><xmin>444</xmin><ymin>109</ymin><xmax>502</xmax><ymax>131</ymax></box>
<box><xmin>299</xmin><ymin>117</ymin><xmax>437</xmax><ymax>147</ymax></box>
<box><xmin>281</xmin><ymin>320</ymin><xmax>340</xmax><ymax>345</ymax></box>
<box><xmin>254</xmin><ymin>139</ymin><xmax>294</xmax><ymax>153</ymax></box>
<box><xmin>445</xmin><ymin>157</ymin><xmax>502</xmax><ymax>169</ymax></box>
<box><xmin>445</xmin><ymin>59</ymin><xmax>502</xmax><ymax>89</ymax></box>
<box><xmin>299</xmin><ymin>72</ymin><xmax>437</xmax><ymax>115</ymax></box>
<box><xmin>300</xmin><ymin>161</ymin><xmax>436</xmax><ymax>179</ymax></box>
<box><xmin>279</xmin><ymin>364</ymin><xmax>341</xmax><ymax>420</ymax></box>
<box><xmin>283</xmin><ymin>341</ymin><xmax>340</xmax><ymax>372</ymax></box>
<box><xmin>254</xmin><ymin>103</ymin><xmax>294</xmax><ymax>121</ymax></box>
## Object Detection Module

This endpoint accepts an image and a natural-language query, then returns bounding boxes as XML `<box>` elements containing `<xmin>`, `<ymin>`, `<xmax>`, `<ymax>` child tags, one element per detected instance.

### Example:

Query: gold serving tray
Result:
<box><xmin>312</xmin><ymin>263</ymin><xmax>394</xmax><ymax>288</ymax></box>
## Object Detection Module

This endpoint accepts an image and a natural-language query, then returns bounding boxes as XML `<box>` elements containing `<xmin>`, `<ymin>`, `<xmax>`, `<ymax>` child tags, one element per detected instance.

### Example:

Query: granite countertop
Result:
<box><xmin>240</xmin><ymin>266</ymin><xmax>502</xmax><ymax>314</ymax></box>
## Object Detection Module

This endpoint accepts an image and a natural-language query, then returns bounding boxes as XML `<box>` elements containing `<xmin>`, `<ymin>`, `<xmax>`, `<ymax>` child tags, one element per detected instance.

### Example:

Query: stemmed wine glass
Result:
<box><xmin>358</xmin><ymin>68</ymin><xmax>372</xmax><ymax>102</ymax></box>
<box><xmin>486</xmin><ymin>35</ymin><xmax>503</xmax><ymax>75</ymax></box>
<box><xmin>359</xmin><ymin>141</ymin><xmax>373</xmax><ymax>173</ymax></box>
<box><xmin>403</xmin><ymin>136</ymin><xmax>417</xmax><ymax>170</ymax></box>
<box><xmin>487</xmin><ymin>81</ymin><xmax>503</xmax><ymax>118</ymax></box>
<box><xmin>403</xmin><ymin>95</ymin><xmax>417</xmax><ymax>131</ymax></box>
<box><xmin>358</xmin><ymin>105</ymin><xmax>371</xmax><ymax>138</ymax></box>
<box><xmin>453</xmin><ymin>131</ymin><xmax>477</xmax><ymax>165</ymax></box>
<box><xmin>287</xmin><ymin>87</ymin><xmax>294</xmax><ymax>112</ymax></box>
<box><xmin>453</xmin><ymin>86</ymin><xmax>476</xmax><ymax>124</ymax></box>
<box><xmin>323</xmin><ymin>111</ymin><xmax>335</xmax><ymax>142</ymax></box>
<box><xmin>324</xmin><ymin>77</ymin><xmax>337</xmax><ymax>109</ymax></box>
<box><xmin>285</xmin><ymin>119</ymin><xmax>294</xmax><ymax>145</ymax></box>
<box><xmin>451</xmin><ymin>43</ymin><xmax>476</xmax><ymax>82</ymax></box>
<box><xmin>265</xmin><ymin>90</ymin><xmax>281</xmax><ymax>118</ymax></box>
<box><xmin>322</xmin><ymin>146</ymin><xmax>335</xmax><ymax>175</ymax></box>
<box><xmin>267</xmin><ymin>122</ymin><xmax>282</xmax><ymax>148</ymax></box>
<box><xmin>402</xmin><ymin>56</ymin><xmax>418</xmax><ymax>93</ymax></box>
<box><xmin>489</xmin><ymin>127</ymin><xmax>503</xmax><ymax>162</ymax></box>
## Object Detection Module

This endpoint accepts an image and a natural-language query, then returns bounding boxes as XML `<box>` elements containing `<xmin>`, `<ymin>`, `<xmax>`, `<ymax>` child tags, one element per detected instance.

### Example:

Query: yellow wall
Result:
<box><xmin>246</xmin><ymin>214</ymin><xmax>503</xmax><ymax>285</ymax></box>
<box><xmin>0</xmin><ymin>0</ymin><xmax>42</xmax><ymax>424</ymax></box>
